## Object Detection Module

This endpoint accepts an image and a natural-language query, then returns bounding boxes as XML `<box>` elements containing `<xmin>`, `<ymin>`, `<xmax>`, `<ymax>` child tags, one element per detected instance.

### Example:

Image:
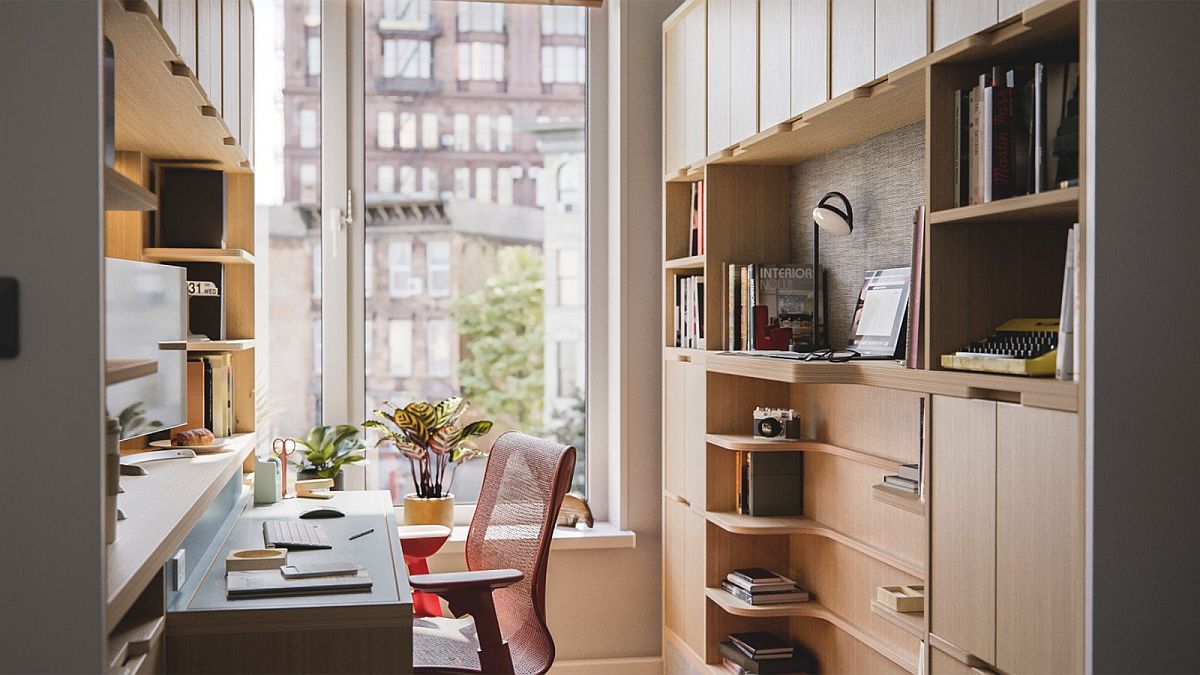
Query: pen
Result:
<box><xmin>349</xmin><ymin>528</ymin><xmax>374</xmax><ymax>540</ymax></box>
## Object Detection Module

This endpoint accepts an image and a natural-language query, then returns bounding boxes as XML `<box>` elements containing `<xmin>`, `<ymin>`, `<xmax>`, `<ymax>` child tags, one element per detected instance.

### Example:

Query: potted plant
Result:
<box><xmin>363</xmin><ymin>397</ymin><xmax>493</xmax><ymax>529</ymax></box>
<box><xmin>295</xmin><ymin>424</ymin><xmax>366</xmax><ymax>491</ymax></box>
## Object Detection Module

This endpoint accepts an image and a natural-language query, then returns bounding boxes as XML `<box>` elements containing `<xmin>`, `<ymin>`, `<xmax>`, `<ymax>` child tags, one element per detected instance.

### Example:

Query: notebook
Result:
<box><xmin>226</xmin><ymin>569</ymin><xmax>373</xmax><ymax>599</ymax></box>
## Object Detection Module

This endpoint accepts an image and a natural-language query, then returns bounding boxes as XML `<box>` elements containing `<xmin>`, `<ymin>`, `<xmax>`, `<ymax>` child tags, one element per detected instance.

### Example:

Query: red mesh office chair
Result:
<box><xmin>411</xmin><ymin>432</ymin><xmax>576</xmax><ymax>675</ymax></box>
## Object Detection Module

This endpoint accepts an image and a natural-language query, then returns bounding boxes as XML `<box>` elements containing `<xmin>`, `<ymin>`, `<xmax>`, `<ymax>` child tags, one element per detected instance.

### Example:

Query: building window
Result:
<box><xmin>388</xmin><ymin>241</ymin><xmax>418</xmax><ymax>297</ymax></box>
<box><xmin>427</xmin><ymin>241</ymin><xmax>451</xmax><ymax>297</ymax></box>
<box><xmin>399</xmin><ymin>112</ymin><xmax>417</xmax><ymax>149</ymax></box>
<box><xmin>421</xmin><ymin>167</ymin><xmax>439</xmax><ymax>196</ymax></box>
<box><xmin>299</xmin><ymin>108</ymin><xmax>318</xmax><ymax>148</ymax></box>
<box><xmin>421</xmin><ymin>112</ymin><xmax>439</xmax><ymax>149</ymax></box>
<box><xmin>399</xmin><ymin>165</ymin><xmax>417</xmax><ymax>195</ymax></box>
<box><xmin>475</xmin><ymin>115</ymin><xmax>493</xmax><ymax>151</ymax></box>
<box><xmin>557</xmin><ymin>248</ymin><xmax>583</xmax><ymax>306</ymax></box>
<box><xmin>541</xmin><ymin>5</ymin><xmax>586</xmax><ymax>36</ymax></box>
<box><xmin>497</xmin><ymin>167</ymin><xmax>513</xmax><ymax>205</ymax></box>
<box><xmin>311</xmin><ymin>245</ymin><xmax>321</xmax><ymax>298</ymax></box>
<box><xmin>456</xmin><ymin>42</ymin><xmax>504</xmax><ymax>82</ymax></box>
<box><xmin>377</xmin><ymin>165</ymin><xmax>395</xmax><ymax>193</ymax></box>
<box><xmin>457</xmin><ymin>2</ymin><xmax>504</xmax><ymax>33</ymax></box>
<box><xmin>312</xmin><ymin>319</ymin><xmax>322</xmax><ymax>374</ymax></box>
<box><xmin>383</xmin><ymin>39</ymin><xmax>432</xmax><ymax>79</ymax></box>
<box><xmin>556</xmin><ymin>340</ymin><xmax>581</xmax><ymax>396</ymax></box>
<box><xmin>307</xmin><ymin>36</ymin><xmax>321</xmax><ymax>76</ymax></box>
<box><xmin>365</xmin><ymin>319</ymin><xmax>374</xmax><ymax>375</ymax></box>
<box><xmin>426</xmin><ymin>319</ymin><xmax>452</xmax><ymax>377</ymax></box>
<box><xmin>530</xmin><ymin>166</ymin><xmax>545</xmax><ymax>208</ymax></box>
<box><xmin>381</xmin><ymin>0</ymin><xmax>430</xmax><ymax>29</ymax></box>
<box><xmin>541</xmin><ymin>45</ymin><xmax>585</xmax><ymax>84</ymax></box>
<box><xmin>300</xmin><ymin>162</ymin><xmax>318</xmax><ymax>203</ymax></box>
<box><xmin>557</xmin><ymin>163</ymin><xmax>581</xmax><ymax>212</ymax></box>
<box><xmin>388</xmin><ymin>319</ymin><xmax>413</xmax><ymax>377</ymax></box>
<box><xmin>453</xmin><ymin>114</ymin><xmax>470</xmax><ymax>151</ymax></box>
<box><xmin>497</xmin><ymin>114</ymin><xmax>513</xmax><ymax>152</ymax></box>
<box><xmin>453</xmin><ymin>167</ymin><xmax>470</xmax><ymax>199</ymax></box>
<box><xmin>365</xmin><ymin>241</ymin><xmax>374</xmax><ymax>298</ymax></box>
<box><xmin>305</xmin><ymin>0</ymin><xmax>321</xmax><ymax>26</ymax></box>
<box><xmin>474</xmin><ymin>166</ymin><xmax>493</xmax><ymax>202</ymax></box>
<box><xmin>377</xmin><ymin>111</ymin><xmax>395</xmax><ymax>149</ymax></box>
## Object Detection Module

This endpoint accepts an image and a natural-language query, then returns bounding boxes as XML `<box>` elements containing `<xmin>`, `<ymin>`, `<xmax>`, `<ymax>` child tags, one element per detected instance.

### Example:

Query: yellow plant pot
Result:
<box><xmin>403</xmin><ymin>494</ymin><xmax>455</xmax><ymax>530</ymax></box>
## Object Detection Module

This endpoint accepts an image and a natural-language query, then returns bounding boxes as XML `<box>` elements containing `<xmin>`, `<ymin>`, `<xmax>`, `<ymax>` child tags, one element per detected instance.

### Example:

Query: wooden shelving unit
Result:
<box><xmin>872</xmin><ymin>484</ymin><xmax>926</xmax><ymax>516</ymax></box>
<box><xmin>104</xmin><ymin>166</ymin><xmax>157</xmax><ymax>212</ymax></box>
<box><xmin>870</xmin><ymin>601</ymin><xmax>925</xmax><ymax>639</ymax></box>
<box><xmin>664</xmin><ymin>255</ymin><xmax>705</xmax><ymax>270</ymax></box>
<box><xmin>185</xmin><ymin>339</ymin><xmax>255</xmax><ymax>352</ymax></box>
<box><xmin>142</xmin><ymin>248</ymin><xmax>255</xmax><ymax>265</ymax></box>
<box><xmin>105</xmin><ymin>358</ymin><xmax>158</xmax><ymax>385</ymax></box>
<box><xmin>929</xmin><ymin>186</ymin><xmax>1080</xmax><ymax>226</ymax></box>
<box><xmin>707</xmin><ymin>434</ymin><xmax>902</xmax><ymax>471</ymax></box>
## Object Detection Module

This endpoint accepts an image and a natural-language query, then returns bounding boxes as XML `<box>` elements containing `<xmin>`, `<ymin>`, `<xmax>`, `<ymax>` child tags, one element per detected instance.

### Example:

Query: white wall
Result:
<box><xmin>0</xmin><ymin>2</ymin><xmax>106</xmax><ymax>670</ymax></box>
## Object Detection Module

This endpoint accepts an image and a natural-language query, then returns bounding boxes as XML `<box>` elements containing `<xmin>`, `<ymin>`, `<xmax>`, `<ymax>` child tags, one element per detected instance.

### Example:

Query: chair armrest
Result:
<box><xmin>408</xmin><ymin>569</ymin><xmax>524</xmax><ymax>595</ymax></box>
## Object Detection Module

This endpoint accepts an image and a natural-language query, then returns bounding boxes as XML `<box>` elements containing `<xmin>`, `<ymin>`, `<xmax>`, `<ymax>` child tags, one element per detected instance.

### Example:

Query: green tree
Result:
<box><xmin>453</xmin><ymin>246</ymin><xmax>545</xmax><ymax>435</ymax></box>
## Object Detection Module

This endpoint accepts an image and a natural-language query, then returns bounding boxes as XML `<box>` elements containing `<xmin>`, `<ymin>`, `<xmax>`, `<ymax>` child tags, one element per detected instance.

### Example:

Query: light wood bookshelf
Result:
<box><xmin>662</xmin><ymin>0</ymin><xmax>1086</xmax><ymax>672</ymax></box>
<box><xmin>142</xmin><ymin>248</ymin><xmax>255</xmax><ymax>265</ymax></box>
<box><xmin>105</xmin><ymin>166</ymin><xmax>158</xmax><ymax>212</ymax></box>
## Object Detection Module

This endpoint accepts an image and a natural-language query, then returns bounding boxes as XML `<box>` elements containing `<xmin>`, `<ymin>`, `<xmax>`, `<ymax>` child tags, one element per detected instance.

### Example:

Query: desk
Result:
<box><xmin>166</xmin><ymin>491</ymin><xmax>412</xmax><ymax>674</ymax></box>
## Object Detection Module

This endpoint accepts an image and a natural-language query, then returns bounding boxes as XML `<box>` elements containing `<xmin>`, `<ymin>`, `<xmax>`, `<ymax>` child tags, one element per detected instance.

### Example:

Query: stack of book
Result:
<box><xmin>954</xmin><ymin>61</ymin><xmax>1080</xmax><ymax>206</ymax></box>
<box><xmin>879</xmin><ymin>463</ymin><xmax>920</xmax><ymax>497</ymax></box>
<box><xmin>689</xmin><ymin>180</ymin><xmax>706</xmax><ymax>257</ymax></box>
<box><xmin>718</xmin><ymin>631</ymin><xmax>816</xmax><ymax>675</ymax></box>
<box><xmin>185</xmin><ymin>353</ymin><xmax>234</xmax><ymax>437</ymax></box>
<box><xmin>726</xmin><ymin>264</ymin><xmax>817</xmax><ymax>351</ymax></box>
<box><xmin>672</xmin><ymin>275</ymin><xmax>705</xmax><ymax>349</ymax></box>
<box><xmin>721</xmin><ymin>568</ymin><xmax>810</xmax><ymax>606</ymax></box>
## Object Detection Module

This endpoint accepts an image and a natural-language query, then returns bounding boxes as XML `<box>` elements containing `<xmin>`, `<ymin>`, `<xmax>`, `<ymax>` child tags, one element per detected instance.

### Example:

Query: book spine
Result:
<box><xmin>697</xmin><ymin>279</ymin><xmax>706</xmax><ymax>350</ymax></box>
<box><xmin>992</xmin><ymin>76</ymin><xmax>1013</xmax><ymax>200</ymax></box>
<box><xmin>739</xmin><ymin>266</ymin><xmax>750</xmax><ymax>351</ymax></box>
<box><xmin>968</xmin><ymin>85</ymin><xmax>982</xmax><ymax>205</ymax></box>
<box><xmin>907</xmin><ymin>206</ymin><xmax>926</xmax><ymax>369</ymax></box>
<box><xmin>983</xmin><ymin>75</ymin><xmax>994</xmax><ymax>203</ymax></box>
<box><xmin>1034</xmin><ymin>62</ymin><xmax>1045</xmax><ymax>193</ymax></box>
<box><xmin>1056</xmin><ymin>226</ymin><xmax>1075</xmax><ymax>379</ymax></box>
<box><xmin>954</xmin><ymin>90</ymin><xmax>963</xmax><ymax>208</ymax></box>
<box><xmin>699</xmin><ymin>181</ymin><xmax>706</xmax><ymax>255</ymax></box>
<box><xmin>1071</xmin><ymin>225</ymin><xmax>1081</xmax><ymax>381</ymax></box>
<box><xmin>747</xmin><ymin>264</ymin><xmax>757</xmax><ymax>350</ymax></box>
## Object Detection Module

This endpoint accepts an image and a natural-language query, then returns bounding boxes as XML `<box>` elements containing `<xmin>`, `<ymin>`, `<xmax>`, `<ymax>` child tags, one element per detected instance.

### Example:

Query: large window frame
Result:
<box><xmin>319</xmin><ymin>1</ymin><xmax>611</xmax><ymax>524</ymax></box>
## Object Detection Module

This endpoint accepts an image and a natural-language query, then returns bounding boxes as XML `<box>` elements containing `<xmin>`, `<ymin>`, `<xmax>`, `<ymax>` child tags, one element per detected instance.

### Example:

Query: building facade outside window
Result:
<box><xmin>300</xmin><ymin>108</ymin><xmax>318</xmax><ymax>148</ymax></box>
<box><xmin>388</xmin><ymin>241</ymin><xmax>417</xmax><ymax>296</ymax></box>
<box><xmin>457</xmin><ymin>42</ymin><xmax>504</xmax><ymax>82</ymax></box>
<box><xmin>457</xmin><ymin>2</ymin><xmax>504</xmax><ymax>33</ymax></box>
<box><xmin>540</xmin><ymin>5</ymin><xmax>585</xmax><ymax>36</ymax></box>
<box><xmin>383</xmin><ymin>38</ymin><xmax>432</xmax><ymax>79</ymax></box>
<box><xmin>426</xmin><ymin>241</ymin><xmax>451</xmax><ymax>296</ymax></box>
<box><xmin>299</xmin><ymin>162</ymin><xmax>318</xmax><ymax>203</ymax></box>
<box><xmin>422</xmin><ymin>112</ymin><xmax>439</xmax><ymax>149</ymax></box>
<box><xmin>377</xmin><ymin>111</ymin><xmax>394</xmax><ymax>148</ymax></box>
<box><xmin>377</xmin><ymin>164</ymin><xmax>395</xmax><ymax>193</ymax></box>
<box><xmin>381</xmin><ymin>0</ymin><xmax>431</xmax><ymax>28</ymax></box>
<box><xmin>453</xmin><ymin>114</ymin><xmax>470</xmax><ymax>151</ymax></box>
<box><xmin>388</xmin><ymin>319</ymin><xmax>414</xmax><ymax>376</ymax></box>
<box><xmin>306</xmin><ymin>36</ymin><xmax>321</xmax><ymax>75</ymax></box>
<box><xmin>426</xmin><ymin>319</ymin><xmax>453</xmax><ymax>376</ymax></box>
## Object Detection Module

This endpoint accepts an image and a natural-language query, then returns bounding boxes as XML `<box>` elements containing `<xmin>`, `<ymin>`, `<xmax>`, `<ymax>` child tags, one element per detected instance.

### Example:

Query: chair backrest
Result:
<box><xmin>465</xmin><ymin>432</ymin><xmax>576</xmax><ymax>675</ymax></box>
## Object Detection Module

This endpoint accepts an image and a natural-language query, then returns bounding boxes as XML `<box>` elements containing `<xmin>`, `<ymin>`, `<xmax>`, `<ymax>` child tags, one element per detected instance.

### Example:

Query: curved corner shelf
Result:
<box><xmin>873</xmin><ymin>484</ymin><xmax>925</xmax><ymax>516</ymax></box>
<box><xmin>706</xmin><ymin>588</ymin><xmax>917</xmax><ymax>674</ymax></box>
<box><xmin>705</xmin><ymin>510</ymin><xmax>924</xmax><ymax>580</ymax></box>
<box><xmin>142</xmin><ymin>248</ymin><xmax>255</xmax><ymax>265</ymax></box>
<box><xmin>870</xmin><ymin>600</ymin><xmax>925</xmax><ymax>639</ymax></box>
<box><xmin>705</xmin><ymin>434</ymin><xmax>902</xmax><ymax>471</ymax></box>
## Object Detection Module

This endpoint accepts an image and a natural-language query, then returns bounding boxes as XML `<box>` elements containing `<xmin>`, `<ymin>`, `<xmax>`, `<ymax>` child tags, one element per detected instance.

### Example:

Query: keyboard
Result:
<box><xmin>263</xmin><ymin>520</ymin><xmax>332</xmax><ymax>550</ymax></box>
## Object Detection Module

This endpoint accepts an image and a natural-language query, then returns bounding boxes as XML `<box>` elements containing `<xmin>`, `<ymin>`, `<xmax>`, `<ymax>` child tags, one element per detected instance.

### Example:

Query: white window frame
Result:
<box><xmin>426</xmin><ymin>240</ymin><xmax>451</xmax><ymax>296</ymax></box>
<box><xmin>399</xmin><ymin>111</ymin><xmax>417</xmax><ymax>149</ymax></box>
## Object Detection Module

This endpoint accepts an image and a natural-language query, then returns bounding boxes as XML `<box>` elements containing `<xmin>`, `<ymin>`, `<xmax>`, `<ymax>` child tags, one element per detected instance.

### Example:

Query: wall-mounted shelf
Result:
<box><xmin>929</xmin><ymin>187</ymin><xmax>1080</xmax><ymax>227</ymax></box>
<box><xmin>664</xmin><ymin>255</ymin><xmax>705</xmax><ymax>270</ymax></box>
<box><xmin>870</xmin><ymin>600</ymin><xmax>924</xmax><ymax>639</ymax></box>
<box><xmin>105</xmin><ymin>358</ymin><xmax>158</xmax><ymax>385</ymax></box>
<box><xmin>705</xmin><ymin>511</ymin><xmax>924</xmax><ymax>579</ymax></box>
<box><xmin>706</xmin><ymin>434</ymin><xmax>901</xmax><ymax>471</ymax></box>
<box><xmin>105</xmin><ymin>166</ymin><xmax>157</xmax><ymax>212</ymax></box>
<box><xmin>186</xmin><ymin>339</ymin><xmax>255</xmax><ymax>352</ymax></box>
<box><xmin>142</xmin><ymin>248</ymin><xmax>255</xmax><ymax>265</ymax></box>
<box><xmin>873</xmin><ymin>484</ymin><xmax>925</xmax><ymax>516</ymax></box>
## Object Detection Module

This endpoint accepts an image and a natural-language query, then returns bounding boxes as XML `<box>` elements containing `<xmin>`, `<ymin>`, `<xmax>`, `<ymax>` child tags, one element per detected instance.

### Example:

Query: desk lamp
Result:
<box><xmin>812</xmin><ymin>192</ymin><xmax>854</xmax><ymax>349</ymax></box>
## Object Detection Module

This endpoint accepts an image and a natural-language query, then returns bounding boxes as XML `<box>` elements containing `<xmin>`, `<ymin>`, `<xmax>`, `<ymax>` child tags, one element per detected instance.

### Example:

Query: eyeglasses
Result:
<box><xmin>803</xmin><ymin>348</ymin><xmax>861</xmax><ymax>363</ymax></box>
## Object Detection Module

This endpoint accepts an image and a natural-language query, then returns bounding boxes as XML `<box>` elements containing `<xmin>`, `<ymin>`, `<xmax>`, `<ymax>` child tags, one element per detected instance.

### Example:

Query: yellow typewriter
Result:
<box><xmin>941</xmin><ymin>318</ymin><xmax>1060</xmax><ymax>377</ymax></box>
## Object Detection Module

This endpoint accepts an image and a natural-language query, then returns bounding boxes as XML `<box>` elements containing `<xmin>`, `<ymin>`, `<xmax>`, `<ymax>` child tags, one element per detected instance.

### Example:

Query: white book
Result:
<box><xmin>982</xmin><ymin>75</ymin><xmax>994</xmax><ymax>203</ymax></box>
<box><xmin>1057</xmin><ymin>227</ymin><xmax>1075</xmax><ymax>380</ymax></box>
<box><xmin>1071</xmin><ymin>225</ymin><xmax>1081</xmax><ymax>382</ymax></box>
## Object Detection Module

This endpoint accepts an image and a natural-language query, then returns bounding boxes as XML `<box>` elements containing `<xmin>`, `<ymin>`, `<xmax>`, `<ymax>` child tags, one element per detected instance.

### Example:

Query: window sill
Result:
<box><xmin>432</xmin><ymin>521</ymin><xmax>636</xmax><ymax>556</ymax></box>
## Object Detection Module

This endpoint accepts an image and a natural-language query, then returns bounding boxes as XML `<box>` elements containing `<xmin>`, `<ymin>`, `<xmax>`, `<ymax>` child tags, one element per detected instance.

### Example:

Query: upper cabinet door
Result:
<box><xmin>664</xmin><ymin>0</ymin><xmax>708</xmax><ymax>173</ymax></box>
<box><xmin>706</xmin><ymin>0</ymin><xmax>732</xmax><ymax>154</ymax></box>
<box><xmin>682</xmin><ymin>1</ymin><xmax>708</xmax><ymax>166</ymax></box>
<box><xmin>875</xmin><ymin>0</ymin><xmax>928</xmax><ymax>77</ymax></box>
<box><xmin>664</xmin><ymin>14</ymin><xmax>686</xmax><ymax>173</ymax></box>
<box><xmin>790</xmin><ymin>0</ymin><xmax>829</xmax><ymax>114</ymax></box>
<box><xmin>933</xmin><ymin>0</ymin><xmax>998</xmax><ymax>50</ymax></box>
<box><xmin>728</xmin><ymin>0</ymin><xmax>758</xmax><ymax>144</ymax></box>
<box><xmin>830</xmin><ymin>0</ymin><xmax>874</xmax><ymax>98</ymax></box>
<box><xmin>998</xmin><ymin>0</ymin><xmax>1038</xmax><ymax>20</ymax></box>
<box><xmin>759</xmin><ymin>0</ymin><xmax>791</xmax><ymax>130</ymax></box>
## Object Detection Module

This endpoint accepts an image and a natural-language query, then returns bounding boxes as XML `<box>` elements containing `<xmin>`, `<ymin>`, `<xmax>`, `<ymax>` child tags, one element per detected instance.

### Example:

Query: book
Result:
<box><xmin>906</xmin><ymin>206</ymin><xmax>926</xmax><ymax>368</ymax></box>
<box><xmin>718</xmin><ymin>642</ymin><xmax>816</xmax><ymax>675</ymax></box>
<box><xmin>729</xmin><ymin>631</ymin><xmax>794</xmax><ymax>658</ymax></box>
<box><xmin>226</xmin><ymin>569</ymin><xmax>373</xmax><ymax>599</ymax></box>
<box><xmin>730</xmin><ymin>568</ymin><xmax>783</xmax><ymax>584</ymax></box>
<box><xmin>721</xmin><ymin>580</ymin><xmax>810</xmax><ymax>605</ymax></box>
<box><xmin>728</xmin><ymin>264</ymin><xmax>738</xmax><ymax>350</ymax></box>
<box><xmin>739</xmin><ymin>265</ymin><xmax>750</xmax><ymax>350</ymax></box>
<box><xmin>899</xmin><ymin>463</ymin><xmax>920</xmax><ymax>482</ymax></box>
<box><xmin>968</xmin><ymin>83</ymin><xmax>982</xmax><ymax>204</ymax></box>
<box><xmin>744</xmin><ymin>264</ymin><xmax>817</xmax><ymax>351</ymax></box>
<box><xmin>982</xmin><ymin>72</ymin><xmax>993</xmax><ymax>202</ymax></box>
<box><xmin>1056</xmin><ymin>226</ymin><xmax>1075</xmax><ymax>379</ymax></box>
<box><xmin>1071</xmin><ymin>223</ymin><xmax>1081</xmax><ymax>383</ymax></box>
<box><xmin>991</xmin><ymin>67</ymin><xmax>1014</xmax><ymax>201</ymax></box>
<box><xmin>725</xmin><ymin>575</ymin><xmax>801</xmax><ymax>594</ymax></box>
<box><xmin>1033</xmin><ymin>62</ymin><xmax>1045</xmax><ymax>193</ymax></box>
<box><xmin>884</xmin><ymin>475</ymin><xmax>919</xmax><ymax>491</ymax></box>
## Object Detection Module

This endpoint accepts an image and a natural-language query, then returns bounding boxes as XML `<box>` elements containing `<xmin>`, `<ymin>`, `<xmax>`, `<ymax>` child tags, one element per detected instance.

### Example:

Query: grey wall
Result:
<box><xmin>789</xmin><ymin>122</ymin><xmax>925</xmax><ymax>347</ymax></box>
<box><xmin>0</xmin><ymin>2</ymin><xmax>105</xmax><ymax>670</ymax></box>
<box><xmin>1090</xmin><ymin>1</ymin><xmax>1200</xmax><ymax>671</ymax></box>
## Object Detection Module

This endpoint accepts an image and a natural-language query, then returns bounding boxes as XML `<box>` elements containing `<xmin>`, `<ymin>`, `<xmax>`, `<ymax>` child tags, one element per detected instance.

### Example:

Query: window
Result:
<box><xmin>381</xmin><ymin>0</ymin><xmax>430</xmax><ymax>28</ymax></box>
<box><xmin>421</xmin><ymin>167</ymin><xmax>439</xmax><ymax>195</ymax></box>
<box><xmin>557</xmin><ymin>162</ymin><xmax>581</xmax><ymax>212</ymax></box>
<box><xmin>377</xmin><ymin>164</ymin><xmax>395</xmax><ymax>193</ymax></box>
<box><xmin>299</xmin><ymin>162</ymin><xmax>318</xmax><ymax>203</ymax></box>
<box><xmin>365</xmin><ymin>241</ymin><xmax>374</xmax><ymax>298</ymax></box>
<box><xmin>496</xmin><ymin>114</ymin><xmax>513</xmax><ymax>152</ymax></box>
<box><xmin>305</xmin><ymin>0</ymin><xmax>321</xmax><ymax>26</ymax></box>
<box><xmin>453</xmin><ymin>168</ymin><xmax>470</xmax><ymax>198</ymax></box>
<box><xmin>388</xmin><ymin>319</ymin><xmax>413</xmax><ymax>377</ymax></box>
<box><xmin>377</xmin><ymin>111</ymin><xmax>394</xmax><ymax>149</ymax></box>
<box><xmin>427</xmin><ymin>241</ymin><xmax>451</xmax><ymax>296</ymax></box>
<box><xmin>426</xmin><ymin>319</ymin><xmax>452</xmax><ymax>377</ymax></box>
<box><xmin>383</xmin><ymin>39</ymin><xmax>432</xmax><ymax>79</ymax></box>
<box><xmin>453</xmin><ymin>114</ymin><xmax>470</xmax><ymax>151</ymax></box>
<box><xmin>388</xmin><ymin>242</ymin><xmax>418</xmax><ymax>296</ymax></box>
<box><xmin>475</xmin><ymin>115</ymin><xmax>492</xmax><ymax>151</ymax></box>
<box><xmin>312</xmin><ymin>319</ymin><xmax>322</xmax><ymax>374</ymax></box>
<box><xmin>530</xmin><ymin>166</ymin><xmax>545</xmax><ymax>207</ymax></box>
<box><xmin>365</xmin><ymin>319</ymin><xmax>374</xmax><ymax>375</ymax></box>
<box><xmin>557</xmin><ymin>248</ymin><xmax>582</xmax><ymax>306</ymax></box>
<box><xmin>556</xmin><ymin>340</ymin><xmax>581</xmax><ymax>397</ymax></box>
<box><xmin>307</xmin><ymin>36</ymin><xmax>321</xmax><ymax>76</ymax></box>
<box><xmin>399</xmin><ymin>112</ymin><xmax>417</xmax><ymax>149</ymax></box>
<box><xmin>311</xmin><ymin>246</ymin><xmax>321</xmax><ymax>298</ymax></box>
<box><xmin>399</xmin><ymin>165</ymin><xmax>417</xmax><ymax>195</ymax></box>
<box><xmin>541</xmin><ymin>45</ymin><xmax>585</xmax><ymax>84</ymax></box>
<box><xmin>457</xmin><ymin>2</ymin><xmax>504</xmax><ymax>33</ymax></box>
<box><xmin>474</xmin><ymin>166</ymin><xmax>492</xmax><ymax>202</ymax></box>
<box><xmin>421</xmin><ymin>112</ymin><xmax>439</xmax><ymax>149</ymax></box>
<box><xmin>497</xmin><ymin>167</ymin><xmax>513</xmax><ymax>205</ymax></box>
<box><xmin>457</xmin><ymin>42</ymin><xmax>504</xmax><ymax>82</ymax></box>
<box><xmin>299</xmin><ymin>108</ymin><xmax>318</xmax><ymax>148</ymax></box>
<box><xmin>541</xmin><ymin>5</ymin><xmax>586</xmax><ymax>36</ymax></box>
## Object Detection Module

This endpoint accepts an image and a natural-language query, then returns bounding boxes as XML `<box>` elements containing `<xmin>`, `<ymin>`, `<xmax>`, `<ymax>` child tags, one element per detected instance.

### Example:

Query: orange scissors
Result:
<box><xmin>272</xmin><ymin>438</ymin><xmax>297</xmax><ymax>499</ymax></box>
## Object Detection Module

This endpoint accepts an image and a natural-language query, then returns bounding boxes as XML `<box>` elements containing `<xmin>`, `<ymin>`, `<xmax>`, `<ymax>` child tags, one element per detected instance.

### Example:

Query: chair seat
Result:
<box><xmin>414</xmin><ymin>615</ymin><xmax>482</xmax><ymax>673</ymax></box>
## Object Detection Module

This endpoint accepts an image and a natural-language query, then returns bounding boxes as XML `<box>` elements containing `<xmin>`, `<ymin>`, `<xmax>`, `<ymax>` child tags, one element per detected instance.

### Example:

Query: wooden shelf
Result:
<box><xmin>873</xmin><ymin>484</ymin><xmax>926</xmax><ymax>516</ymax></box>
<box><xmin>707</xmin><ymin>588</ymin><xmax>917</xmax><ymax>674</ymax></box>
<box><xmin>103</xmin><ymin>0</ymin><xmax>247</xmax><ymax>170</ymax></box>
<box><xmin>929</xmin><ymin>187</ymin><xmax>1080</xmax><ymax>227</ymax></box>
<box><xmin>104</xmin><ymin>166</ymin><xmax>157</xmax><ymax>211</ymax></box>
<box><xmin>706</xmin><ymin>434</ymin><xmax>901</xmax><ymax>471</ymax></box>
<box><xmin>187</xmin><ymin>339</ymin><xmax>254</xmax><ymax>352</ymax></box>
<box><xmin>142</xmin><ymin>248</ymin><xmax>255</xmax><ymax>265</ymax></box>
<box><xmin>105</xmin><ymin>358</ymin><xmax>158</xmax><ymax>385</ymax></box>
<box><xmin>664</xmin><ymin>346</ymin><xmax>706</xmax><ymax>363</ymax></box>
<box><xmin>107</xmin><ymin>434</ymin><xmax>254</xmax><ymax>631</ymax></box>
<box><xmin>705</xmin><ymin>354</ymin><xmax>1078</xmax><ymax>411</ymax></box>
<box><xmin>705</xmin><ymin>511</ymin><xmax>924</xmax><ymax>579</ymax></box>
<box><xmin>664</xmin><ymin>166</ymin><xmax>705</xmax><ymax>183</ymax></box>
<box><xmin>870</xmin><ymin>600</ymin><xmax>925</xmax><ymax>639</ymax></box>
<box><xmin>665</xmin><ymin>255</ymin><xmax>705</xmax><ymax>270</ymax></box>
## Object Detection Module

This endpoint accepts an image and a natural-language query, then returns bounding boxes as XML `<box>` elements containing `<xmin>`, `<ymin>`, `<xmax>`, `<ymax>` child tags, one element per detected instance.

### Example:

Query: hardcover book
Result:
<box><xmin>750</xmin><ymin>264</ymin><xmax>817</xmax><ymax>351</ymax></box>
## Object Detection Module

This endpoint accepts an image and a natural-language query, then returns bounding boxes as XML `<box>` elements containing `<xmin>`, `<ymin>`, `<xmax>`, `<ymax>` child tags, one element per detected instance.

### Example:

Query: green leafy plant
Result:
<box><xmin>296</xmin><ymin>425</ymin><xmax>366</xmax><ymax>479</ymax></box>
<box><xmin>362</xmin><ymin>397</ymin><xmax>493</xmax><ymax>498</ymax></box>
